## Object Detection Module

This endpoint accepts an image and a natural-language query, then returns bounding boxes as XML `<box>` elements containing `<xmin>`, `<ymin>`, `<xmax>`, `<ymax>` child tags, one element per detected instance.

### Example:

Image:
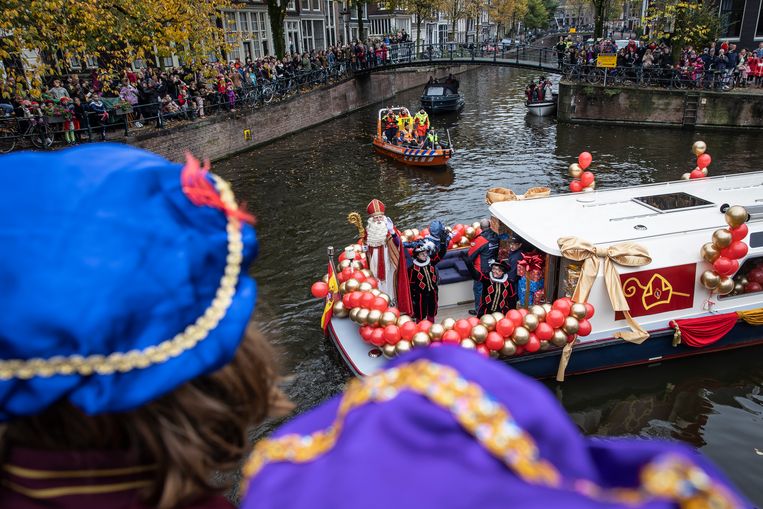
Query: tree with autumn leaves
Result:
<box><xmin>1</xmin><ymin>0</ymin><xmax>230</xmax><ymax>96</ymax></box>
<box><xmin>643</xmin><ymin>0</ymin><xmax>721</xmax><ymax>60</ymax></box>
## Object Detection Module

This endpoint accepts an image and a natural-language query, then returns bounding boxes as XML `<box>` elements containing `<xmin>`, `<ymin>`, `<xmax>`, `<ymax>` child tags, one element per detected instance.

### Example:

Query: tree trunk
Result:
<box><xmin>416</xmin><ymin>14</ymin><xmax>423</xmax><ymax>55</ymax></box>
<box><xmin>268</xmin><ymin>0</ymin><xmax>287</xmax><ymax>58</ymax></box>
<box><xmin>357</xmin><ymin>2</ymin><xmax>365</xmax><ymax>41</ymax></box>
<box><xmin>593</xmin><ymin>0</ymin><xmax>604</xmax><ymax>40</ymax></box>
<box><xmin>451</xmin><ymin>17</ymin><xmax>457</xmax><ymax>42</ymax></box>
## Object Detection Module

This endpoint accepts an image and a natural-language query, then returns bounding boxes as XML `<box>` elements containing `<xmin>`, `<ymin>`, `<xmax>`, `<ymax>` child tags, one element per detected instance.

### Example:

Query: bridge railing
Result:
<box><xmin>561</xmin><ymin>63</ymin><xmax>738</xmax><ymax>92</ymax></box>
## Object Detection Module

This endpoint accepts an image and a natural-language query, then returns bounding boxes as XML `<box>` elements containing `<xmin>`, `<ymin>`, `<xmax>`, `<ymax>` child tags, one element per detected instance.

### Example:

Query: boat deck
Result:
<box><xmin>435</xmin><ymin>301</ymin><xmax>474</xmax><ymax>322</ymax></box>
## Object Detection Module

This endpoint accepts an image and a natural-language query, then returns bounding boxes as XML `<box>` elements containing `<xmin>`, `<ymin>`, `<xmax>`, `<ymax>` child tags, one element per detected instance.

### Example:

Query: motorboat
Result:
<box><xmin>420</xmin><ymin>83</ymin><xmax>465</xmax><ymax>113</ymax></box>
<box><xmin>525</xmin><ymin>94</ymin><xmax>557</xmax><ymax>117</ymax></box>
<box><xmin>372</xmin><ymin>107</ymin><xmax>454</xmax><ymax>167</ymax></box>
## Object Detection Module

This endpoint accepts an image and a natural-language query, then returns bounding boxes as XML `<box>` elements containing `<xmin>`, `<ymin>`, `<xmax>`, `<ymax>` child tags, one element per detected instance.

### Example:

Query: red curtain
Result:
<box><xmin>669</xmin><ymin>313</ymin><xmax>738</xmax><ymax>348</ymax></box>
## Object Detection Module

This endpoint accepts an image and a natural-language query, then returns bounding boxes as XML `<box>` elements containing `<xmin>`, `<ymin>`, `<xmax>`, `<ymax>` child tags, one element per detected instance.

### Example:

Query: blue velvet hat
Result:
<box><xmin>241</xmin><ymin>347</ymin><xmax>749</xmax><ymax>509</ymax></box>
<box><xmin>0</xmin><ymin>144</ymin><xmax>258</xmax><ymax>421</ymax></box>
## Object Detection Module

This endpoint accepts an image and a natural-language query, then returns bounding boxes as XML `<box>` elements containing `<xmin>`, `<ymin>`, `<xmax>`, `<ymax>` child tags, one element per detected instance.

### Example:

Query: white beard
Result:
<box><xmin>366</xmin><ymin>216</ymin><xmax>389</xmax><ymax>247</ymax></box>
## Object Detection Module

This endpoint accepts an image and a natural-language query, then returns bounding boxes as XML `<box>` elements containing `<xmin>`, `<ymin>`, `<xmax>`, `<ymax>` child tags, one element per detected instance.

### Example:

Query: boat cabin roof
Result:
<box><xmin>490</xmin><ymin>171</ymin><xmax>763</xmax><ymax>255</ymax></box>
<box><xmin>423</xmin><ymin>84</ymin><xmax>458</xmax><ymax>96</ymax></box>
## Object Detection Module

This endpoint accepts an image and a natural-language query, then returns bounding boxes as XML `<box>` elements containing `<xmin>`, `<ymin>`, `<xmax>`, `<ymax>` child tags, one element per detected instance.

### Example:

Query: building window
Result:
<box><xmin>225</xmin><ymin>11</ymin><xmax>237</xmax><ymax>32</ymax></box>
<box><xmin>286</xmin><ymin>20</ymin><xmax>300</xmax><ymax>53</ymax></box>
<box><xmin>239</xmin><ymin>11</ymin><xmax>249</xmax><ymax>32</ymax></box>
<box><xmin>302</xmin><ymin>19</ymin><xmax>314</xmax><ymax>50</ymax></box>
<box><xmin>311</xmin><ymin>0</ymin><xmax>321</xmax><ymax>11</ymax></box>
<box><xmin>719</xmin><ymin>0</ymin><xmax>746</xmax><ymax>38</ymax></box>
<box><xmin>287</xmin><ymin>0</ymin><xmax>296</xmax><ymax>10</ymax></box>
<box><xmin>301</xmin><ymin>0</ymin><xmax>310</xmax><ymax>10</ymax></box>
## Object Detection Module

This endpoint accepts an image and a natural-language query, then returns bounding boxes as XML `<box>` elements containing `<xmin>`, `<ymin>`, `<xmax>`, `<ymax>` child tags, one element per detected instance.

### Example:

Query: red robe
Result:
<box><xmin>361</xmin><ymin>229</ymin><xmax>412</xmax><ymax>316</ymax></box>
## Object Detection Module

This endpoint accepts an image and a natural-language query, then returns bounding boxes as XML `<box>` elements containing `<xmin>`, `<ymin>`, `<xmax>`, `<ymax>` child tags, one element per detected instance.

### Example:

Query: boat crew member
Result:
<box><xmin>467</xmin><ymin>218</ymin><xmax>498</xmax><ymax>316</ymax></box>
<box><xmin>362</xmin><ymin>199</ymin><xmax>413</xmax><ymax>315</ymax></box>
<box><xmin>396</xmin><ymin>109</ymin><xmax>413</xmax><ymax>135</ymax></box>
<box><xmin>466</xmin><ymin>257</ymin><xmax>516</xmax><ymax>316</ymax></box>
<box><xmin>406</xmin><ymin>239</ymin><xmax>448</xmax><ymax>322</ymax></box>
<box><xmin>383</xmin><ymin>110</ymin><xmax>398</xmax><ymax>143</ymax></box>
<box><xmin>413</xmin><ymin>108</ymin><xmax>429</xmax><ymax>144</ymax></box>
<box><xmin>505</xmin><ymin>235</ymin><xmax>525</xmax><ymax>311</ymax></box>
<box><xmin>423</xmin><ymin>129</ymin><xmax>439</xmax><ymax>149</ymax></box>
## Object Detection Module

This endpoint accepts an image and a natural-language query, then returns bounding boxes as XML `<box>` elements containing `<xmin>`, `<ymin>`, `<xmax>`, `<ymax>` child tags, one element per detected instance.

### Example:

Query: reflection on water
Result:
<box><xmin>214</xmin><ymin>67</ymin><xmax>763</xmax><ymax>505</ymax></box>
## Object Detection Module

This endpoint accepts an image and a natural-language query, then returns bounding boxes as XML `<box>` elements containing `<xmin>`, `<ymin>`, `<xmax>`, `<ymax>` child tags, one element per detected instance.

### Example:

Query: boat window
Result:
<box><xmin>750</xmin><ymin>232</ymin><xmax>763</xmax><ymax>248</ymax></box>
<box><xmin>426</xmin><ymin>86</ymin><xmax>444</xmax><ymax>95</ymax></box>
<box><xmin>557</xmin><ymin>257</ymin><xmax>582</xmax><ymax>300</ymax></box>
<box><xmin>632</xmin><ymin>192</ymin><xmax>713</xmax><ymax>212</ymax></box>
<box><xmin>719</xmin><ymin>256</ymin><xmax>763</xmax><ymax>298</ymax></box>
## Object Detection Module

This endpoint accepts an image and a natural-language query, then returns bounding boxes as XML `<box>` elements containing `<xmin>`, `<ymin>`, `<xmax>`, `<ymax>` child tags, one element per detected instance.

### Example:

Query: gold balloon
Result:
<box><xmin>489</xmin><ymin>350</ymin><xmax>500</xmax><ymax>359</ymax></box>
<box><xmin>442</xmin><ymin>317</ymin><xmax>456</xmax><ymax>330</ymax></box>
<box><xmin>470</xmin><ymin>324</ymin><xmax>489</xmax><ymax>343</ymax></box>
<box><xmin>712</xmin><ymin>229</ymin><xmax>732</xmax><ymax>249</ymax></box>
<box><xmin>491</xmin><ymin>312</ymin><xmax>505</xmax><ymax>322</ymax></box>
<box><xmin>499</xmin><ymin>341</ymin><xmax>517</xmax><ymax>356</ymax></box>
<box><xmin>582</xmin><ymin>187</ymin><xmax>594</xmax><ymax>193</ymax></box>
<box><xmin>367</xmin><ymin>309</ymin><xmax>383</xmax><ymax>326</ymax></box>
<box><xmin>356</xmin><ymin>308</ymin><xmax>370</xmax><ymax>324</ymax></box>
<box><xmin>692</xmin><ymin>140</ymin><xmax>707</xmax><ymax>156</ymax></box>
<box><xmin>404</xmin><ymin>229</ymin><xmax>414</xmax><ymax>239</ymax></box>
<box><xmin>724</xmin><ymin>206</ymin><xmax>748</xmax><ymax>229</ymax></box>
<box><xmin>349</xmin><ymin>307</ymin><xmax>361</xmax><ymax>322</ymax></box>
<box><xmin>737</xmin><ymin>276</ymin><xmax>749</xmax><ymax>286</ymax></box>
<box><xmin>361</xmin><ymin>269</ymin><xmax>373</xmax><ymax>278</ymax></box>
<box><xmin>530</xmin><ymin>305</ymin><xmax>546</xmax><ymax>320</ymax></box>
<box><xmin>397</xmin><ymin>315</ymin><xmax>413</xmax><ymax>326</ymax></box>
<box><xmin>358</xmin><ymin>282</ymin><xmax>373</xmax><ymax>293</ymax></box>
<box><xmin>512</xmin><ymin>326</ymin><xmax>530</xmax><ymax>345</ymax></box>
<box><xmin>381</xmin><ymin>311</ymin><xmax>398</xmax><ymax>326</ymax></box>
<box><xmin>459</xmin><ymin>237</ymin><xmax>471</xmax><ymax>247</ymax></box>
<box><xmin>680</xmin><ymin>173</ymin><xmax>691</xmax><ymax>181</ymax></box>
<box><xmin>333</xmin><ymin>301</ymin><xmax>349</xmax><ymax>318</ymax></box>
<box><xmin>523</xmin><ymin>313</ymin><xmax>539</xmax><ymax>332</ymax></box>
<box><xmin>700</xmin><ymin>243</ymin><xmax>721</xmax><ymax>263</ymax></box>
<box><xmin>551</xmin><ymin>329</ymin><xmax>568</xmax><ymax>347</ymax></box>
<box><xmin>568</xmin><ymin>163</ymin><xmax>582</xmax><ymax>178</ymax></box>
<box><xmin>570</xmin><ymin>303</ymin><xmax>587</xmax><ymax>320</ymax></box>
<box><xmin>700</xmin><ymin>270</ymin><xmax>721</xmax><ymax>290</ymax></box>
<box><xmin>345</xmin><ymin>279</ymin><xmax>360</xmax><ymax>292</ymax></box>
<box><xmin>465</xmin><ymin>226</ymin><xmax>476</xmax><ymax>240</ymax></box>
<box><xmin>379</xmin><ymin>293</ymin><xmax>391</xmax><ymax>304</ymax></box>
<box><xmin>472</xmin><ymin>221</ymin><xmax>481</xmax><ymax>230</ymax></box>
<box><xmin>351</xmin><ymin>261</ymin><xmax>363</xmax><ymax>270</ymax></box>
<box><xmin>412</xmin><ymin>229</ymin><xmax>420</xmax><ymax>238</ymax></box>
<box><xmin>717</xmin><ymin>277</ymin><xmax>735</xmax><ymax>295</ymax></box>
<box><xmin>540</xmin><ymin>340</ymin><xmax>550</xmax><ymax>351</ymax></box>
<box><xmin>339</xmin><ymin>282</ymin><xmax>348</xmax><ymax>293</ymax></box>
<box><xmin>480</xmin><ymin>314</ymin><xmax>497</xmax><ymax>331</ymax></box>
<box><xmin>395</xmin><ymin>340</ymin><xmax>412</xmax><ymax>355</ymax></box>
<box><xmin>460</xmin><ymin>338</ymin><xmax>477</xmax><ymax>349</ymax></box>
<box><xmin>734</xmin><ymin>282</ymin><xmax>745</xmax><ymax>294</ymax></box>
<box><xmin>382</xmin><ymin>344</ymin><xmax>397</xmax><ymax>358</ymax></box>
<box><xmin>542</xmin><ymin>303</ymin><xmax>553</xmax><ymax>315</ymax></box>
<box><xmin>701</xmin><ymin>167</ymin><xmax>708</xmax><ymax>177</ymax></box>
<box><xmin>563</xmin><ymin>316</ymin><xmax>579</xmax><ymax>335</ymax></box>
<box><xmin>322</xmin><ymin>274</ymin><xmax>329</xmax><ymax>283</ymax></box>
<box><xmin>412</xmin><ymin>332</ymin><xmax>431</xmax><ymax>348</ymax></box>
<box><xmin>339</xmin><ymin>259</ymin><xmax>352</xmax><ymax>270</ymax></box>
<box><xmin>429</xmin><ymin>324</ymin><xmax>445</xmax><ymax>340</ymax></box>
<box><xmin>370</xmin><ymin>289</ymin><xmax>381</xmax><ymax>297</ymax></box>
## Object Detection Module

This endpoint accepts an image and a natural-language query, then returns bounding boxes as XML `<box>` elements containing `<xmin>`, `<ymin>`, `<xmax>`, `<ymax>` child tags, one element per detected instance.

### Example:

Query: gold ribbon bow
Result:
<box><xmin>556</xmin><ymin>237</ymin><xmax>653</xmax><ymax>381</ymax></box>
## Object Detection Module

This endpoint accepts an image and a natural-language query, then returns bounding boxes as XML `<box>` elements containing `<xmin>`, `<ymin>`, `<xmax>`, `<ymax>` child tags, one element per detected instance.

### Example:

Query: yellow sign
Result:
<box><xmin>243</xmin><ymin>129</ymin><xmax>252</xmax><ymax>141</ymax></box>
<box><xmin>569</xmin><ymin>27</ymin><xmax>577</xmax><ymax>33</ymax></box>
<box><xmin>596</xmin><ymin>54</ymin><xmax>617</xmax><ymax>68</ymax></box>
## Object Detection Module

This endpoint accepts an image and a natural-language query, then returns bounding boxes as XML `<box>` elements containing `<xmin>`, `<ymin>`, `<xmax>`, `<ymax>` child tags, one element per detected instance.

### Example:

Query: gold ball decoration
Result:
<box><xmin>345</xmin><ymin>279</ymin><xmax>360</xmax><ymax>292</ymax></box>
<box><xmin>499</xmin><ymin>341</ymin><xmax>517</xmax><ymax>356</ymax></box>
<box><xmin>370</xmin><ymin>289</ymin><xmax>381</xmax><ymax>297</ymax></box>
<box><xmin>397</xmin><ymin>315</ymin><xmax>413</xmax><ymax>326</ymax></box>
<box><xmin>349</xmin><ymin>307</ymin><xmax>361</xmax><ymax>322</ymax></box>
<box><xmin>712</xmin><ymin>229</ymin><xmax>732</xmax><ymax>249</ymax></box>
<box><xmin>568</xmin><ymin>163</ymin><xmax>583</xmax><ymax>178</ymax></box>
<box><xmin>470</xmin><ymin>324</ymin><xmax>489</xmax><ymax>343</ymax></box>
<box><xmin>339</xmin><ymin>259</ymin><xmax>352</xmax><ymax>270</ymax></box>
<box><xmin>395</xmin><ymin>340</ymin><xmax>413</xmax><ymax>355</ymax></box>
<box><xmin>404</xmin><ymin>229</ymin><xmax>414</xmax><ymax>239</ymax></box>
<box><xmin>339</xmin><ymin>282</ymin><xmax>348</xmax><ymax>293</ymax></box>
<box><xmin>700</xmin><ymin>270</ymin><xmax>721</xmax><ymax>290</ymax></box>
<box><xmin>472</xmin><ymin>221</ymin><xmax>481</xmax><ymax>230</ymax></box>
<box><xmin>512</xmin><ymin>326</ymin><xmax>530</xmax><ymax>345</ymax></box>
<box><xmin>322</xmin><ymin>274</ymin><xmax>329</xmax><ymax>283</ymax></box>
<box><xmin>737</xmin><ymin>276</ymin><xmax>749</xmax><ymax>286</ymax></box>
<box><xmin>429</xmin><ymin>324</ymin><xmax>445</xmax><ymax>340</ymax></box>
<box><xmin>530</xmin><ymin>305</ymin><xmax>546</xmax><ymax>320</ymax></box>
<box><xmin>542</xmin><ymin>303</ymin><xmax>553</xmax><ymax>315</ymax></box>
<box><xmin>491</xmin><ymin>312</ymin><xmax>505</xmax><ymax>322</ymax></box>
<box><xmin>734</xmin><ymin>282</ymin><xmax>745</xmax><ymax>294</ymax></box>
<box><xmin>480</xmin><ymin>314</ymin><xmax>497</xmax><ymax>331</ymax></box>
<box><xmin>701</xmin><ymin>167</ymin><xmax>708</xmax><ymax>177</ymax></box>
<box><xmin>350</xmin><ymin>261</ymin><xmax>364</xmax><ymax>270</ymax></box>
<box><xmin>523</xmin><ymin>313</ymin><xmax>539</xmax><ymax>332</ymax></box>
<box><xmin>724</xmin><ymin>206</ymin><xmax>748</xmax><ymax>229</ymax></box>
<box><xmin>717</xmin><ymin>277</ymin><xmax>735</xmax><ymax>296</ymax></box>
<box><xmin>442</xmin><ymin>317</ymin><xmax>456</xmax><ymax>330</ymax></box>
<box><xmin>412</xmin><ymin>229</ymin><xmax>420</xmax><ymax>238</ymax></box>
<box><xmin>540</xmin><ymin>340</ymin><xmax>550</xmax><ymax>351</ymax></box>
<box><xmin>379</xmin><ymin>293</ymin><xmax>391</xmax><ymax>304</ymax></box>
<box><xmin>680</xmin><ymin>173</ymin><xmax>691</xmax><ymax>181</ymax></box>
<box><xmin>460</xmin><ymin>338</ymin><xmax>477</xmax><ymax>349</ymax></box>
<box><xmin>333</xmin><ymin>301</ymin><xmax>349</xmax><ymax>318</ymax></box>
<box><xmin>367</xmin><ymin>309</ymin><xmax>383</xmax><ymax>326</ymax></box>
<box><xmin>358</xmin><ymin>282</ymin><xmax>373</xmax><ymax>293</ymax></box>
<box><xmin>570</xmin><ymin>303</ymin><xmax>587</xmax><ymax>320</ymax></box>
<box><xmin>700</xmin><ymin>243</ymin><xmax>721</xmax><ymax>264</ymax></box>
<box><xmin>356</xmin><ymin>308</ymin><xmax>370</xmax><ymax>325</ymax></box>
<box><xmin>381</xmin><ymin>311</ymin><xmax>398</xmax><ymax>326</ymax></box>
<box><xmin>692</xmin><ymin>140</ymin><xmax>707</xmax><ymax>156</ymax></box>
<box><xmin>551</xmin><ymin>329</ymin><xmax>568</xmax><ymax>347</ymax></box>
<box><xmin>412</xmin><ymin>332</ymin><xmax>431</xmax><ymax>348</ymax></box>
<box><xmin>459</xmin><ymin>237</ymin><xmax>471</xmax><ymax>247</ymax></box>
<box><xmin>361</xmin><ymin>269</ymin><xmax>373</xmax><ymax>278</ymax></box>
<box><xmin>465</xmin><ymin>226</ymin><xmax>476</xmax><ymax>240</ymax></box>
<box><xmin>562</xmin><ymin>316</ymin><xmax>579</xmax><ymax>335</ymax></box>
<box><xmin>382</xmin><ymin>344</ymin><xmax>397</xmax><ymax>359</ymax></box>
<box><xmin>582</xmin><ymin>187</ymin><xmax>594</xmax><ymax>193</ymax></box>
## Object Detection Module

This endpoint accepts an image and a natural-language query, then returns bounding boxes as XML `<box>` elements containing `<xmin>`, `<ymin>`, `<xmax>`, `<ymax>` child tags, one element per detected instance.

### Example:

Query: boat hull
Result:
<box><xmin>373</xmin><ymin>138</ymin><xmax>453</xmax><ymax>167</ymax></box>
<box><xmin>420</xmin><ymin>94</ymin><xmax>465</xmax><ymax>113</ymax></box>
<box><xmin>525</xmin><ymin>101</ymin><xmax>557</xmax><ymax>117</ymax></box>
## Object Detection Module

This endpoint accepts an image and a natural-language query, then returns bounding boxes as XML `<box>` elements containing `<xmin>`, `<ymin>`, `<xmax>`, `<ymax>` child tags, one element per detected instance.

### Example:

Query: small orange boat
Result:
<box><xmin>373</xmin><ymin>107</ymin><xmax>454</xmax><ymax>167</ymax></box>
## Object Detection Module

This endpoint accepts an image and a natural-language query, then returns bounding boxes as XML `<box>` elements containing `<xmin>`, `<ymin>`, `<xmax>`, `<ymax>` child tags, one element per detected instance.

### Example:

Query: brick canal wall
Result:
<box><xmin>129</xmin><ymin>65</ymin><xmax>475</xmax><ymax>162</ymax></box>
<box><xmin>558</xmin><ymin>82</ymin><xmax>763</xmax><ymax>130</ymax></box>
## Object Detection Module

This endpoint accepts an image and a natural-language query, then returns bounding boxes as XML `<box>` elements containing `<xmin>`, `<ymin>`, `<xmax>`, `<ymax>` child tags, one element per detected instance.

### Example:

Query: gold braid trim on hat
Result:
<box><xmin>0</xmin><ymin>175</ymin><xmax>244</xmax><ymax>381</ymax></box>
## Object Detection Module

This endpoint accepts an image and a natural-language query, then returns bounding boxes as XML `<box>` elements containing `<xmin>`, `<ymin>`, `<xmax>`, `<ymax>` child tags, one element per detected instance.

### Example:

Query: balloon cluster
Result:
<box><xmin>401</xmin><ymin>221</ymin><xmax>483</xmax><ymax>250</ymax></box>
<box><xmin>681</xmin><ymin>141</ymin><xmax>712</xmax><ymax>180</ymax></box>
<box><xmin>699</xmin><ymin>205</ymin><xmax>749</xmax><ymax>295</ymax></box>
<box><xmin>732</xmin><ymin>265</ymin><xmax>763</xmax><ymax>295</ymax></box>
<box><xmin>567</xmin><ymin>152</ymin><xmax>595</xmax><ymax>193</ymax></box>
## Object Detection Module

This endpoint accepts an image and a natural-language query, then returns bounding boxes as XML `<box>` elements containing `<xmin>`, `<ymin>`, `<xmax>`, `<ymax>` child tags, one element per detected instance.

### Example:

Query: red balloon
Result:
<box><xmin>535</xmin><ymin>322</ymin><xmax>554</xmax><ymax>341</ymax></box>
<box><xmin>360</xmin><ymin>326</ymin><xmax>373</xmax><ymax>342</ymax></box>
<box><xmin>514</xmin><ymin>344</ymin><xmax>525</xmax><ymax>355</ymax></box>
<box><xmin>567</xmin><ymin>334</ymin><xmax>577</xmax><ymax>343</ymax></box>
<box><xmin>450</xmin><ymin>231</ymin><xmax>463</xmax><ymax>244</ymax></box>
<box><xmin>580</xmin><ymin>171</ymin><xmax>595</xmax><ymax>188</ymax></box>
<box><xmin>351</xmin><ymin>270</ymin><xmax>366</xmax><ymax>283</ymax></box>
<box><xmin>552</xmin><ymin>299</ymin><xmax>572</xmax><ymax>316</ymax></box>
<box><xmin>311</xmin><ymin>281</ymin><xmax>329</xmax><ymax>299</ymax></box>
<box><xmin>342</xmin><ymin>293</ymin><xmax>353</xmax><ymax>308</ymax></box>
<box><xmin>569</xmin><ymin>180</ymin><xmax>582</xmax><ymax>193</ymax></box>
<box><xmin>525</xmin><ymin>334</ymin><xmax>541</xmax><ymax>353</ymax></box>
<box><xmin>467</xmin><ymin>316</ymin><xmax>480</xmax><ymax>328</ymax></box>
<box><xmin>748</xmin><ymin>268</ymin><xmax>763</xmax><ymax>285</ymax></box>
<box><xmin>454</xmin><ymin>223</ymin><xmax>466</xmax><ymax>232</ymax></box>
<box><xmin>713</xmin><ymin>257</ymin><xmax>738</xmax><ymax>277</ymax></box>
<box><xmin>578</xmin><ymin>151</ymin><xmax>592</xmax><ymax>170</ymax></box>
<box><xmin>584</xmin><ymin>302</ymin><xmax>595</xmax><ymax>320</ymax></box>
<box><xmin>506</xmin><ymin>309</ymin><xmax>524</xmax><ymax>326</ymax></box>
<box><xmin>442</xmin><ymin>330</ymin><xmax>461</xmax><ymax>345</ymax></box>
<box><xmin>360</xmin><ymin>292</ymin><xmax>376</xmax><ymax>308</ymax></box>
<box><xmin>387</xmin><ymin>307</ymin><xmax>401</xmax><ymax>317</ymax></box>
<box><xmin>370</xmin><ymin>328</ymin><xmax>385</xmax><ymax>346</ymax></box>
<box><xmin>730</xmin><ymin>224</ymin><xmax>748</xmax><ymax>242</ymax></box>
<box><xmin>690</xmin><ymin>169</ymin><xmax>704</xmax><ymax>179</ymax></box>
<box><xmin>577</xmin><ymin>319</ymin><xmax>592</xmax><ymax>337</ymax></box>
<box><xmin>400</xmin><ymin>321</ymin><xmax>418</xmax><ymax>340</ymax></box>
<box><xmin>348</xmin><ymin>291</ymin><xmax>363</xmax><ymax>308</ymax></box>
<box><xmin>454</xmin><ymin>319</ymin><xmax>471</xmax><ymax>339</ymax></box>
<box><xmin>371</xmin><ymin>297</ymin><xmax>389</xmax><ymax>311</ymax></box>
<box><xmin>417</xmin><ymin>320</ymin><xmax>433</xmax><ymax>333</ymax></box>
<box><xmin>383</xmin><ymin>325</ymin><xmax>402</xmax><ymax>345</ymax></box>
<box><xmin>727</xmin><ymin>241</ymin><xmax>749</xmax><ymax>260</ymax></box>
<box><xmin>420</xmin><ymin>228</ymin><xmax>430</xmax><ymax>238</ymax></box>
<box><xmin>338</xmin><ymin>252</ymin><xmax>347</xmax><ymax>262</ymax></box>
<box><xmin>545</xmin><ymin>309</ymin><xmax>565</xmax><ymax>329</ymax></box>
<box><xmin>745</xmin><ymin>282</ymin><xmax>763</xmax><ymax>293</ymax></box>
<box><xmin>495</xmin><ymin>318</ymin><xmax>515</xmax><ymax>338</ymax></box>
<box><xmin>697</xmin><ymin>153</ymin><xmax>712</xmax><ymax>169</ymax></box>
<box><xmin>476</xmin><ymin>344</ymin><xmax>490</xmax><ymax>357</ymax></box>
<box><xmin>485</xmin><ymin>331</ymin><xmax>505</xmax><ymax>351</ymax></box>
<box><xmin>341</xmin><ymin>267</ymin><xmax>353</xmax><ymax>282</ymax></box>
<box><xmin>518</xmin><ymin>308</ymin><xmax>529</xmax><ymax>318</ymax></box>
<box><xmin>366</xmin><ymin>278</ymin><xmax>378</xmax><ymax>289</ymax></box>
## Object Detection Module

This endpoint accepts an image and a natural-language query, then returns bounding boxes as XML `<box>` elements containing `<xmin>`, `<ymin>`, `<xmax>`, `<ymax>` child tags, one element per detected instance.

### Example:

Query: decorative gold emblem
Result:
<box><xmin>623</xmin><ymin>273</ymin><xmax>690</xmax><ymax>311</ymax></box>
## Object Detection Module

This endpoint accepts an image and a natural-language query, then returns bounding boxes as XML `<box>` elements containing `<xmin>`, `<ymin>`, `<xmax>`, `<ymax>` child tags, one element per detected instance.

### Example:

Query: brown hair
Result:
<box><xmin>0</xmin><ymin>323</ymin><xmax>292</xmax><ymax>509</ymax></box>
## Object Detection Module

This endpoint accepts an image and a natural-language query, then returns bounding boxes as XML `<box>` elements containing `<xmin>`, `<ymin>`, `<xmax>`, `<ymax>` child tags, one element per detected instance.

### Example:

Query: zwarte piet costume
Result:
<box><xmin>467</xmin><ymin>258</ymin><xmax>516</xmax><ymax>316</ymax></box>
<box><xmin>406</xmin><ymin>241</ymin><xmax>448</xmax><ymax>322</ymax></box>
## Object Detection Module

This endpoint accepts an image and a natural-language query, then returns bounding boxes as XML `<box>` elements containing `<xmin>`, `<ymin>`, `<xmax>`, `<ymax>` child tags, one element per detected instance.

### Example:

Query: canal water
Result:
<box><xmin>214</xmin><ymin>67</ymin><xmax>763</xmax><ymax>504</ymax></box>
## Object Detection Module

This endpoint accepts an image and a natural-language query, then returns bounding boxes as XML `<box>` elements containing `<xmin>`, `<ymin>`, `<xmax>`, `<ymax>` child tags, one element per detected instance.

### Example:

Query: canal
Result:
<box><xmin>214</xmin><ymin>66</ymin><xmax>763</xmax><ymax>505</ymax></box>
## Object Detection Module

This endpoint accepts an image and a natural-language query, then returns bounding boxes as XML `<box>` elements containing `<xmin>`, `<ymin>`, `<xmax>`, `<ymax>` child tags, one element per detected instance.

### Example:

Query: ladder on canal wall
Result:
<box><xmin>682</xmin><ymin>93</ymin><xmax>699</xmax><ymax>127</ymax></box>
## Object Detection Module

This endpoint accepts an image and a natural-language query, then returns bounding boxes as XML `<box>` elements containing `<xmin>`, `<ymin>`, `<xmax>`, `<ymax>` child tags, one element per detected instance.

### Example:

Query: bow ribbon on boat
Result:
<box><xmin>518</xmin><ymin>253</ymin><xmax>544</xmax><ymax>274</ymax></box>
<box><xmin>555</xmin><ymin>237</ymin><xmax>653</xmax><ymax>381</ymax></box>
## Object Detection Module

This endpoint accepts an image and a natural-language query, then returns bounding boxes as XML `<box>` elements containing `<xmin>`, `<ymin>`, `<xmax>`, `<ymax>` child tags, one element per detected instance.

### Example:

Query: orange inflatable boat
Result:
<box><xmin>373</xmin><ymin>107</ymin><xmax>454</xmax><ymax>167</ymax></box>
